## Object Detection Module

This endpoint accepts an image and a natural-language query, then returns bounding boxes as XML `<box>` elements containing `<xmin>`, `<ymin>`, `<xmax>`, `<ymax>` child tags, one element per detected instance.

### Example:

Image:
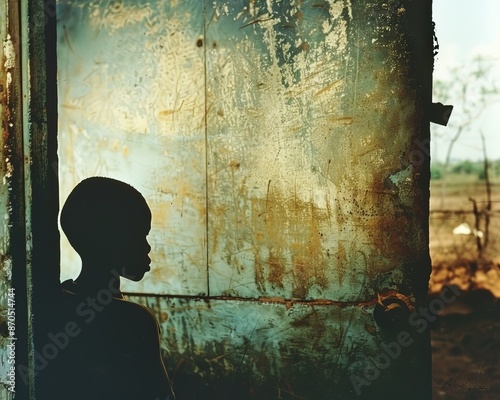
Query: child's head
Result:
<box><xmin>60</xmin><ymin>177</ymin><xmax>152</xmax><ymax>281</ymax></box>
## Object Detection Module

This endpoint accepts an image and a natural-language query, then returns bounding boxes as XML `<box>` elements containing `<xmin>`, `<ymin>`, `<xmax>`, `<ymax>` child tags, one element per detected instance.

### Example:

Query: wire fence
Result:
<box><xmin>429</xmin><ymin>198</ymin><xmax>500</xmax><ymax>295</ymax></box>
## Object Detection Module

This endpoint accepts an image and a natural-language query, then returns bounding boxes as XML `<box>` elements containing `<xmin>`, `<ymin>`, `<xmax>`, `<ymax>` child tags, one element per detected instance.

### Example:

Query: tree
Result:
<box><xmin>432</xmin><ymin>55</ymin><xmax>500</xmax><ymax>208</ymax></box>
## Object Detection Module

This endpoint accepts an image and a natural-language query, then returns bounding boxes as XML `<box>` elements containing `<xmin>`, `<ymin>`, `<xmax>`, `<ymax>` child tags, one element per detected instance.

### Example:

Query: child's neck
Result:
<box><xmin>74</xmin><ymin>264</ymin><xmax>123</xmax><ymax>299</ymax></box>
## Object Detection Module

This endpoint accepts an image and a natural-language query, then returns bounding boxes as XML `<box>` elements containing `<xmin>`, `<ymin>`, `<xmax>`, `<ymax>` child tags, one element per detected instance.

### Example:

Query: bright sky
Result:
<box><xmin>432</xmin><ymin>0</ymin><xmax>500</xmax><ymax>162</ymax></box>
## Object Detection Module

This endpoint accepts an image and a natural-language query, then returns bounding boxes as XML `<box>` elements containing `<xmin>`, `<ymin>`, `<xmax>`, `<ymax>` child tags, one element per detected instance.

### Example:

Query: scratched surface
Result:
<box><xmin>57</xmin><ymin>0</ymin><xmax>208</xmax><ymax>295</ymax></box>
<box><xmin>58</xmin><ymin>0</ymin><xmax>432</xmax><ymax>398</ymax></box>
<box><xmin>129</xmin><ymin>294</ymin><xmax>427</xmax><ymax>399</ymax></box>
<box><xmin>206</xmin><ymin>0</ymin><xmax>429</xmax><ymax>301</ymax></box>
<box><xmin>58</xmin><ymin>0</ymin><xmax>429</xmax><ymax>300</ymax></box>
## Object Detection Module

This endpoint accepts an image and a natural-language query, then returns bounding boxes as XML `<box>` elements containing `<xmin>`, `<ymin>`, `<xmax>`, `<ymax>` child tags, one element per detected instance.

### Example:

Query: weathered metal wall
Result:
<box><xmin>205</xmin><ymin>0</ymin><xmax>430</xmax><ymax>301</ymax></box>
<box><xmin>129</xmin><ymin>293</ymin><xmax>428</xmax><ymax>399</ymax></box>
<box><xmin>57</xmin><ymin>0</ymin><xmax>432</xmax><ymax>398</ymax></box>
<box><xmin>1</xmin><ymin>0</ymin><xmax>30</xmax><ymax>398</ymax></box>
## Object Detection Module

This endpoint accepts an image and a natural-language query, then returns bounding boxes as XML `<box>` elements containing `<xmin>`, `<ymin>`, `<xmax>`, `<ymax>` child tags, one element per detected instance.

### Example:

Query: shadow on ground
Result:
<box><xmin>431</xmin><ymin>287</ymin><xmax>500</xmax><ymax>400</ymax></box>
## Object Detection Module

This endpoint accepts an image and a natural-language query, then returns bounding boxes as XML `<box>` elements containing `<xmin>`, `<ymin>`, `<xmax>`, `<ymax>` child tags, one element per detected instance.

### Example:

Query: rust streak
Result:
<box><xmin>255</xmin><ymin>291</ymin><xmax>407</xmax><ymax>308</ymax></box>
<box><xmin>327</xmin><ymin>116</ymin><xmax>354</xmax><ymax>125</ymax></box>
<box><xmin>124</xmin><ymin>290</ymin><xmax>413</xmax><ymax>309</ymax></box>
<box><xmin>314</xmin><ymin>79</ymin><xmax>342</xmax><ymax>98</ymax></box>
<box><xmin>258</xmin><ymin>179</ymin><xmax>272</xmax><ymax>218</ymax></box>
<box><xmin>159</xmin><ymin>109</ymin><xmax>178</xmax><ymax>118</ymax></box>
<box><xmin>240</xmin><ymin>17</ymin><xmax>274</xmax><ymax>29</ymax></box>
<box><xmin>159</xmin><ymin>101</ymin><xmax>184</xmax><ymax>119</ymax></box>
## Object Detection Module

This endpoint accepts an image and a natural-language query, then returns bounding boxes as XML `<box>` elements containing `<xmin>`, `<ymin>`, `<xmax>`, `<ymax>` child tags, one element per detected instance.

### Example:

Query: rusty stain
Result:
<box><xmin>377</xmin><ymin>291</ymin><xmax>415</xmax><ymax>313</ymax></box>
<box><xmin>292</xmin><ymin>259</ymin><xmax>310</xmax><ymax>298</ymax></box>
<box><xmin>326</xmin><ymin>116</ymin><xmax>353</xmax><ymax>125</ymax></box>
<box><xmin>227</xmin><ymin>191</ymin><xmax>339</xmax><ymax>298</ymax></box>
<box><xmin>364</xmin><ymin>322</ymin><xmax>377</xmax><ymax>336</ymax></box>
<box><xmin>364</xmin><ymin>214</ymin><xmax>414</xmax><ymax>260</ymax></box>
<box><xmin>127</xmin><ymin>289</ymin><xmax>414</xmax><ymax>309</ymax></box>
<box><xmin>57</xmin><ymin>0</ymin><xmax>432</xmax><ymax>394</ymax></box>
<box><xmin>314</xmin><ymin>79</ymin><xmax>342</xmax><ymax>98</ymax></box>
<box><xmin>158</xmin><ymin>103</ymin><xmax>183</xmax><ymax>118</ymax></box>
<box><xmin>158</xmin><ymin>109</ymin><xmax>177</xmax><ymax>118</ymax></box>
<box><xmin>258</xmin><ymin>179</ymin><xmax>271</xmax><ymax>218</ymax></box>
<box><xmin>229</xmin><ymin>160</ymin><xmax>240</xmax><ymax>170</ymax></box>
<box><xmin>254</xmin><ymin>253</ymin><xmax>265</xmax><ymax>291</ymax></box>
<box><xmin>267</xmin><ymin>252</ymin><xmax>285</xmax><ymax>289</ymax></box>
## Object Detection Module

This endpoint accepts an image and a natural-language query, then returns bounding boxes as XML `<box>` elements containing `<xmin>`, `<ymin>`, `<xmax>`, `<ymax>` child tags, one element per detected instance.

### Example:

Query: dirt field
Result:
<box><xmin>431</xmin><ymin>290</ymin><xmax>500</xmax><ymax>400</ymax></box>
<box><xmin>429</xmin><ymin>175</ymin><xmax>500</xmax><ymax>399</ymax></box>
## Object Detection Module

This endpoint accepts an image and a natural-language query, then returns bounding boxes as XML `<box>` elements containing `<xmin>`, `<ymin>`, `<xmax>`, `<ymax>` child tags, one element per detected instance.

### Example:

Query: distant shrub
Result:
<box><xmin>494</xmin><ymin>160</ymin><xmax>500</xmax><ymax>176</ymax></box>
<box><xmin>430</xmin><ymin>159</ymin><xmax>500</xmax><ymax>181</ymax></box>
<box><xmin>430</xmin><ymin>163</ymin><xmax>443</xmax><ymax>180</ymax></box>
<box><xmin>451</xmin><ymin>160</ymin><xmax>474</xmax><ymax>174</ymax></box>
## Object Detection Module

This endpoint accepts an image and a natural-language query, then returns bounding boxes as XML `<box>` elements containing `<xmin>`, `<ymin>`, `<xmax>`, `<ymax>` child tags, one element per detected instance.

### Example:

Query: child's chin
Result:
<box><xmin>121</xmin><ymin>266</ymin><xmax>148</xmax><ymax>282</ymax></box>
<box><xmin>124</xmin><ymin>272</ymin><xmax>145</xmax><ymax>282</ymax></box>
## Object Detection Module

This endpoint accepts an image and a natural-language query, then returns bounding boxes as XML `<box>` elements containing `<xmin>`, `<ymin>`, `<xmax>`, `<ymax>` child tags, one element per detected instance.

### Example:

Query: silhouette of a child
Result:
<box><xmin>39</xmin><ymin>177</ymin><xmax>172</xmax><ymax>400</ymax></box>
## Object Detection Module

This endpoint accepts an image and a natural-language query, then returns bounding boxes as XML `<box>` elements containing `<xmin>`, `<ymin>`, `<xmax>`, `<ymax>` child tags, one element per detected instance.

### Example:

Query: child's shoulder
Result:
<box><xmin>60</xmin><ymin>279</ymin><xmax>158</xmax><ymax>327</ymax></box>
<box><xmin>112</xmin><ymin>297</ymin><xmax>157</xmax><ymax>322</ymax></box>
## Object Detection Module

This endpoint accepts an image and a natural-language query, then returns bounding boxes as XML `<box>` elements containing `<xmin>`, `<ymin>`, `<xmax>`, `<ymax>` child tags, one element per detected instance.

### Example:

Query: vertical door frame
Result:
<box><xmin>1</xmin><ymin>0</ymin><xmax>59</xmax><ymax>398</ymax></box>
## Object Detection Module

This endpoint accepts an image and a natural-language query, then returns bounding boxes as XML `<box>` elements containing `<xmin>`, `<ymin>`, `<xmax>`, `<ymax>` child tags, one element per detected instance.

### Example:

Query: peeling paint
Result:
<box><xmin>389</xmin><ymin>165</ymin><xmax>414</xmax><ymax>207</ymax></box>
<box><xmin>206</xmin><ymin>0</ymin><xmax>428</xmax><ymax>301</ymax></box>
<box><xmin>57</xmin><ymin>0</ymin><xmax>432</xmax><ymax>398</ymax></box>
<box><xmin>2</xmin><ymin>35</ymin><xmax>15</xmax><ymax>69</ymax></box>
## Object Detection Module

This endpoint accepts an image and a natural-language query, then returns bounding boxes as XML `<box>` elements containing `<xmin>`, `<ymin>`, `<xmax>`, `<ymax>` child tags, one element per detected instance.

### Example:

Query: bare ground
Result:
<box><xmin>430</xmin><ymin>179</ymin><xmax>500</xmax><ymax>399</ymax></box>
<box><xmin>430</xmin><ymin>288</ymin><xmax>500</xmax><ymax>400</ymax></box>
